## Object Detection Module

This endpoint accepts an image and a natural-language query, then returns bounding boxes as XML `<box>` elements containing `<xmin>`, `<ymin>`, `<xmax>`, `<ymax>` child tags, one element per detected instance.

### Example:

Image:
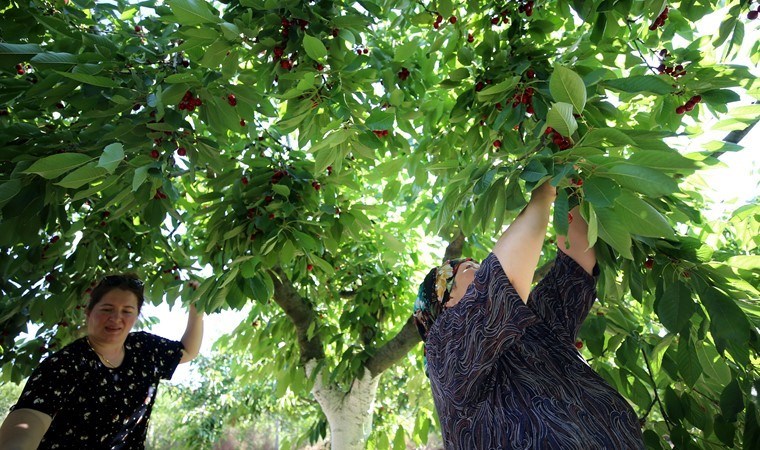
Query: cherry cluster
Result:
<box><xmin>509</xmin><ymin>86</ymin><xmax>536</xmax><ymax>114</ymax></box>
<box><xmin>281</xmin><ymin>17</ymin><xmax>309</xmax><ymax>38</ymax></box>
<box><xmin>271</xmin><ymin>169</ymin><xmax>289</xmax><ymax>184</ymax></box>
<box><xmin>545</xmin><ymin>127</ymin><xmax>573</xmax><ymax>150</ymax></box>
<box><xmin>14</xmin><ymin>63</ymin><xmax>29</xmax><ymax>75</ymax></box>
<box><xmin>373</xmin><ymin>129</ymin><xmax>389</xmax><ymax>138</ymax></box>
<box><xmin>433</xmin><ymin>14</ymin><xmax>457</xmax><ymax>29</ymax></box>
<box><xmin>648</xmin><ymin>6</ymin><xmax>669</xmax><ymax>30</ymax></box>
<box><xmin>491</xmin><ymin>9</ymin><xmax>511</xmax><ymax>25</ymax></box>
<box><xmin>398</xmin><ymin>67</ymin><xmax>410</xmax><ymax>81</ymax></box>
<box><xmin>657</xmin><ymin>63</ymin><xmax>687</xmax><ymax>78</ymax></box>
<box><xmin>227</xmin><ymin>94</ymin><xmax>236</xmax><ymax>106</ymax></box>
<box><xmin>517</xmin><ymin>1</ymin><xmax>535</xmax><ymax>17</ymax></box>
<box><xmin>675</xmin><ymin>94</ymin><xmax>701</xmax><ymax>115</ymax></box>
<box><xmin>354</xmin><ymin>45</ymin><xmax>370</xmax><ymax>56</ymax></box>
<box><xmin>311</xmin><ymin>180</ymin><xmax>321</xmax><ymax>191</ymax></box>
<box><xmin>178</xmin><ymin>90</ymin><xmax>201</xmax><ymax>111</ymax></box>
<box><xmin>748</xmin><ymin>1</ymin><xmax>760</xmax><ymax>19</ymax></box>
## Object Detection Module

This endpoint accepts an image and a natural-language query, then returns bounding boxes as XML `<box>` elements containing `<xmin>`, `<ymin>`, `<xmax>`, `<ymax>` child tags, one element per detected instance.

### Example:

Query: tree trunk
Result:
<box><xmin>307</xmin><ymin>361</ymin><xmax>380</xmax><ymax>450</ymax></box>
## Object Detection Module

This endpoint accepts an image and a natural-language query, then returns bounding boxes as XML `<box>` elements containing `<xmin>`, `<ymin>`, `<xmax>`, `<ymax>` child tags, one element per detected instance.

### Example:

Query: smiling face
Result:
<box><xmin>446</xmin><ymin>260</ymin><xmax>481</xmax><ymax>308</ymax></box>
<box><xmin>86</xmin><ymin>289</ymin><xmax>139</xmax><ymax>347</ymax></box>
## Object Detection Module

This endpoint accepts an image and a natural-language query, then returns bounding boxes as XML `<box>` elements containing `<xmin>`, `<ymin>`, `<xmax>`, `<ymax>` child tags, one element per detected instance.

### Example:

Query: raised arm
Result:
<box><xmin>0</xmin><ymin>408</ymin><xmax>52</xmax><ymax>450</ymax></box>
<box><xmin>492</xmin><ymin>182</ymin><xmax>556</xmax><ymax>302</ymax></box>
<box><xmin>179</xmin><ymin>304</ymin><xmax>204</xmax><ymax>364</ymax></box>
<box><xmin>557</xmin><ymin>205</ymin><xmax>596</xmax><ymax>275</ymax></box>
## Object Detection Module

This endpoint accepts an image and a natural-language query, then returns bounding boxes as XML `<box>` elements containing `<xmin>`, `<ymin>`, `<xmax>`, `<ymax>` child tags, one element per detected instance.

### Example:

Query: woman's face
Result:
<box><xmin>86</xmin><ymin>288</ymin><xmax>139</xmax><ymax>346</ymax></box>
<box><xmin>446</xmin><ymin>260</ymin><xmax>481</xmax><ymax>308</ymax></box>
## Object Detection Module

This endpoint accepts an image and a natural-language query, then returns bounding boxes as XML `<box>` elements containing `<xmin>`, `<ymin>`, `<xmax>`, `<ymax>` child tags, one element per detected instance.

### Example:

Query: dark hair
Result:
<box><xmin>87</xmin><ymin>273</ymin><xmax>145</xmax><ymax>312</ymax></box>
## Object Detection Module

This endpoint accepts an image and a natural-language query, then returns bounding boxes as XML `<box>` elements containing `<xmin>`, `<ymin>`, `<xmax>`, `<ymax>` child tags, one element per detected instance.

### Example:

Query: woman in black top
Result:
<box><xmin>0</xmin><ymin>274</ymin><xmax>204</xmax><ymax>450</ymax></box>
<box><xmin>414</xmin><ymin>183</ymin><xmax>644</xmax><ymax>449</ymax></box>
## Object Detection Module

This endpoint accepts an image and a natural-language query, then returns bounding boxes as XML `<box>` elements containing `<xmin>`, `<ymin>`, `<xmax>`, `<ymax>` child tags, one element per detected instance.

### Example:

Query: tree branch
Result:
<box><xmin>364</xmin><ymin>316</ymin><xmax>420</xmax><ymax>377</ymax></box>
<box><xmin>270</xmin><ymin>268</ymin><xmax>325</xmax><ymax>364</ymax></box>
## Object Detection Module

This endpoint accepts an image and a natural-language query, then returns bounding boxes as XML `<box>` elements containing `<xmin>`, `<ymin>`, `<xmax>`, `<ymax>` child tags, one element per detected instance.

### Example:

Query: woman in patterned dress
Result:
<box><xmin>0</xmin><ymin>273</ymin><xmax>204</xmax><ymax>450</ymax></box>
<box><xmin>414</xmin><ymin>182</ymin><xmax>645</xmax><ymax>449</ymax></box>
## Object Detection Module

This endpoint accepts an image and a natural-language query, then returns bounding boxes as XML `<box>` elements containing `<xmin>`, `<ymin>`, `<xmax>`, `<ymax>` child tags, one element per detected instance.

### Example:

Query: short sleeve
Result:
<box><xmin>528</xmin><ymin>250</ymin><xmax>599</xmax><ymax>343</ymax></box>
<box><xmin>426</xmin><ymin>253</ymin><xmax>541</xmax><ymax>408</ymax></box>
<box><xmin>11</xmin><ymin>350</ymin><xmax>78</xmax><ymax>417</ymax></box>
<box><xmin>133</xmin><ymin>332</ymin><xmax>184</xmax><ymax>380</ymax></box>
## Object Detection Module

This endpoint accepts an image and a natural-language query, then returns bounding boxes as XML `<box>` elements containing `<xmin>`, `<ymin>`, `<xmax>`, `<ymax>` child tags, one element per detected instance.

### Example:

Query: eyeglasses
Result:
<box><xmin>101</xmin><ymin>275</ymin><xmax>144</xmax><ymax>290</ymax></box>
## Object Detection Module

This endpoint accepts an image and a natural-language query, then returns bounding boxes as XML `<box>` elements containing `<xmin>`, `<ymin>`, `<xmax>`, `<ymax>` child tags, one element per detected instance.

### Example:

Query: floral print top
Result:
<box><xmin>12</xmin><ymin>331</ymin><xmax>184</xmax><ymax>449</ymax></box>
<box><xmin>425</xmin><ymin>252</ymin><xmax>645</xmax><ymax>449</ymax></box>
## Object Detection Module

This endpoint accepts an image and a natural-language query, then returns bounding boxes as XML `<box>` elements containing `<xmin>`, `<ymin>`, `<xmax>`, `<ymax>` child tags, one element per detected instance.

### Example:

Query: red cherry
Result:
<box><xmin>307</xmin><ymin>264</ymin><xmax>314</xmax><ymax>271</ymax></box>
<box><xmin>675</xmin><ymin>105</ymin><xmax>686</xmax><ymax>115</ymax></box>
<box><xmin>691</xmin><ymin>95</ymin><xmax>702</xmax><ymax>103</ymax></box>
<box><xmin>449</xmin><ymin>16</ymin><xmax>457</xmax><ymax>24</ymax></box>
<box><xmin>493</xmin><ymin>139</ymin><xmax>502</xmax><ymax>148</ymax></box>
<box><xmin>575</xmin><ymin>341</ymin><xmax>583</xmax><ymax>349</ymax></box>
<box><xmin>150</xmin><ymin>149</ymin><xmax>160</xmax><ymax>159</ymax></box>
<box><xmin>280</xmin><ymin>60</ymin><xmax>293</xmax><ymax>70</ymax></box>
<box><xmin>644</xmin><ymin>258</ymin><xmax>654</xmax><ymax>270</ymax></box>
<box><xmin>544</xmin><ymin>127</ymin><xmax>554</xmax><ymax>135</ymax></box>
<box><xmin>134</xmin><ymin>25</ymin><xmax>141</xmax><ymax>32</ymax></box>
<box><xmin>177</xmin><ymin>147</ymin><xmax>187</xmax><ymax>156</ymax></box>
<box><xmin>241</xmin><ymin>176</ymin><xmax>249</xmax><ymax>185</ymax></box>
<box><xmin>573</xmin><ymin>178</ymin><xmax>583</xmax><ymax>186</ymax></box>
<box><xmin>491</xmin><ymin>16</ymin><xmax>499</xmax><ymax>25</ymax></box>
<box><xmin>749</xmin><ymin>10</ymin><xmax>759</xmax><ymax>20</ymax></box>
<box><xmin>227</xmin><ymin>94</ymin><xmax>237</xmax><ymax>106</ymax></box>
<box><xmin>467</xmin><ymin>33</ymin><xmax>474</xmax><ymax>42</ymax></box>
<box><xmin>240</xmin><ymin>119</ymin><xmax>246</xmax><ymax>126</ymax></box>
<box><xmin>17</xmin><ymin>68</ymin><xmax>25</xmax><ymax>75</ymax></box>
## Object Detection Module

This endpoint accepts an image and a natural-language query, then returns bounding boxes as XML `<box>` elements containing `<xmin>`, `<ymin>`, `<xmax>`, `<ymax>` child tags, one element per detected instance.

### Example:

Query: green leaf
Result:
<box><xmin>22</xmin><ymin>153</ymin><xmax>92</xmax><ymax>179</ymax></box>
<box><xmin>29</xmin><ymin>52</ymin><xmax>77</xmax><ymax>67</ymax></box>
<box><xmin>698</xmin><ymin>286</ymin><xmax>751</xmax><ymax>357</ymax></box>
<box><xmin>604</xmin><ymin>165</ymin><xmax>678</xmax><ymax>198</ymax></box>
<box><xmin>520</xmin><ymin>159</ymin><xmax>548</xmax><ymax>182</ymax></box>
<box><xmin>676</xmin><ymin>333</ymin><xmax>702</xmax><ymax>387</ymax></box>
<box><xmin>0</xmin><ymin>180</ymin><xmax>22</xmax><ymax>207</ymax></box>
<box><xmin>54</xmin><ymin>163</ymin><xmax>107</xmax><ymax>189</ymax></box>
<box><xmin>720</xmin><ymin>378</ymin><xmax>744</xmax><ymax>422</ymax></box>
<box><xmin>581</xmin><ymin>202</ymin><xmax>598</xmax><ymax>249</ymax></box>
<box><xmin>594</xmin><ymin>206</ymin><xmax>633</xmax><ymax>259</ymax></box>
<box><xmin>97</xmin><ymin>143</ymin><xmax>124</xmax><ymax>173</ymax></box>
<box><xmin>393</xmin><ymin>40</ymin><xmax>418</xmax><ymax>62</ymax></box>
<box><xmin>0</xmin><ymin>43</ymin><xmax>42</xmax><ymax>56</ymax></box>
<box><xmin>612</xmin><ymin>191</ymin><xmax>675</xmax><ymax>239</ymax></box>
<box><xmin>365</xmin><ymin>109</ymin><xmax>394</xmax><ymax>130</ymax></box>
<box><xmin>657</xmin><ymin>280</ymin><xmax>697</xmax><ymax>333</ymax></box>
<box><xmin>303</xmin><ymin>34</ymin><xmax>327</xmax><ymax>61</ymax></box>
<box><xmin>582</xmin><ymin>177</ymin><xmax>620</xmax><ymax>207</ymax></box>
<box><xmin>133</xmin><ymin>166</ymin><xmax>150</xmax><ymax>191</ymax></box>
<box><xmin>553</xmin><ymin>189</ymin><xmax>569</xmax><ymax>236</ymax></box>
<box><xmin>56</xmin><ymin>71</ymin><xmax>119</xmax><ymax>88</ymax></box>
<box><xmin>167</xmin><ymin>0</ymin><xmax>221</xmax><ymax>25</ymax></box>
<box><xmin>602</xmin><ymin>75</ymin><xmax>676</xmax><ymax>95</ymax></box>
<box><xmin>549</xmin><ymin>65</ymin><xmax>587</xmax><ymax>113</ymax></box>
<box><xmin>476</xmin><ymin>77</ymin><xmax>519</xmax><ymax>101</ymax></box>
<box><xmin>546</xmin><ymin>102</ymin><xmax>578</xmax><ymax>137</ymax></box>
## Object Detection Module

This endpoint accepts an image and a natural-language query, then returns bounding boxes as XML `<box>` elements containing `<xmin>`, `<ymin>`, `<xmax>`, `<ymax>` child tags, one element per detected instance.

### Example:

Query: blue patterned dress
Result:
<box><xmin>11</xmin><ymin>331</ymin><xmax>184</xmax><ymax>449</ymax></box>
<box><xmin>425</xmin><ymin>252</ymin><xmax>644</xmax><ymax>449</ymax></box>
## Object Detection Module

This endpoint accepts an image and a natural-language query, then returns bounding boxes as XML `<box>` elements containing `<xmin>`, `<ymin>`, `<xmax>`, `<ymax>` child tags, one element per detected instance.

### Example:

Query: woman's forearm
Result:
<box><xmin>179</xmin><ymin>304</ymin><xmax>204</xmax><ymax>363</ymax></box>
<box><xmin>493</xmin><ymin>183</ymin><xmax>556</xmax><ymax>302</ymax></box>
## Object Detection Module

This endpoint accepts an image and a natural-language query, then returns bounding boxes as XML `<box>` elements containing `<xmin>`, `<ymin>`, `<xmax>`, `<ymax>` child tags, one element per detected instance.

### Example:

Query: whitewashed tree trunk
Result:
<box><xmin>307</xmin><ymin>360</ymin><xmax>380</xmax><ymax>450</ymax></box>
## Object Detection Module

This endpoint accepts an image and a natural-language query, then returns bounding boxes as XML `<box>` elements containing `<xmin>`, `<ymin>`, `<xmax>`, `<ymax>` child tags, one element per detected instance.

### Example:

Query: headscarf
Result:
<box><xmin>413</xmin><ymin>258</ymin><xmax>473</xmax><ymax>342</ymax></box>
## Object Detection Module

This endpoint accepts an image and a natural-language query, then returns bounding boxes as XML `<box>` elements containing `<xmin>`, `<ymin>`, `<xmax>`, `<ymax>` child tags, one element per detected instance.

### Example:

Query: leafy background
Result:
<box><xmin>0</xmin><ymin>0</ymin><xmax>758</xmax><ymax>448</ymax></box>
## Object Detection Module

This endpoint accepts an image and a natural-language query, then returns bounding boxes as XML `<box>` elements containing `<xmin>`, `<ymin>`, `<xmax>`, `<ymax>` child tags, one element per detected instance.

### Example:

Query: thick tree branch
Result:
<box><xmin>271</xmin><ymin>268</ymin><xmax>325</xmax><ymax>364</ymax></box>
<box><xmin>364</xmin><ymin>316</ymin><xmax>420</xmax><ymax>377</ymax></box>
